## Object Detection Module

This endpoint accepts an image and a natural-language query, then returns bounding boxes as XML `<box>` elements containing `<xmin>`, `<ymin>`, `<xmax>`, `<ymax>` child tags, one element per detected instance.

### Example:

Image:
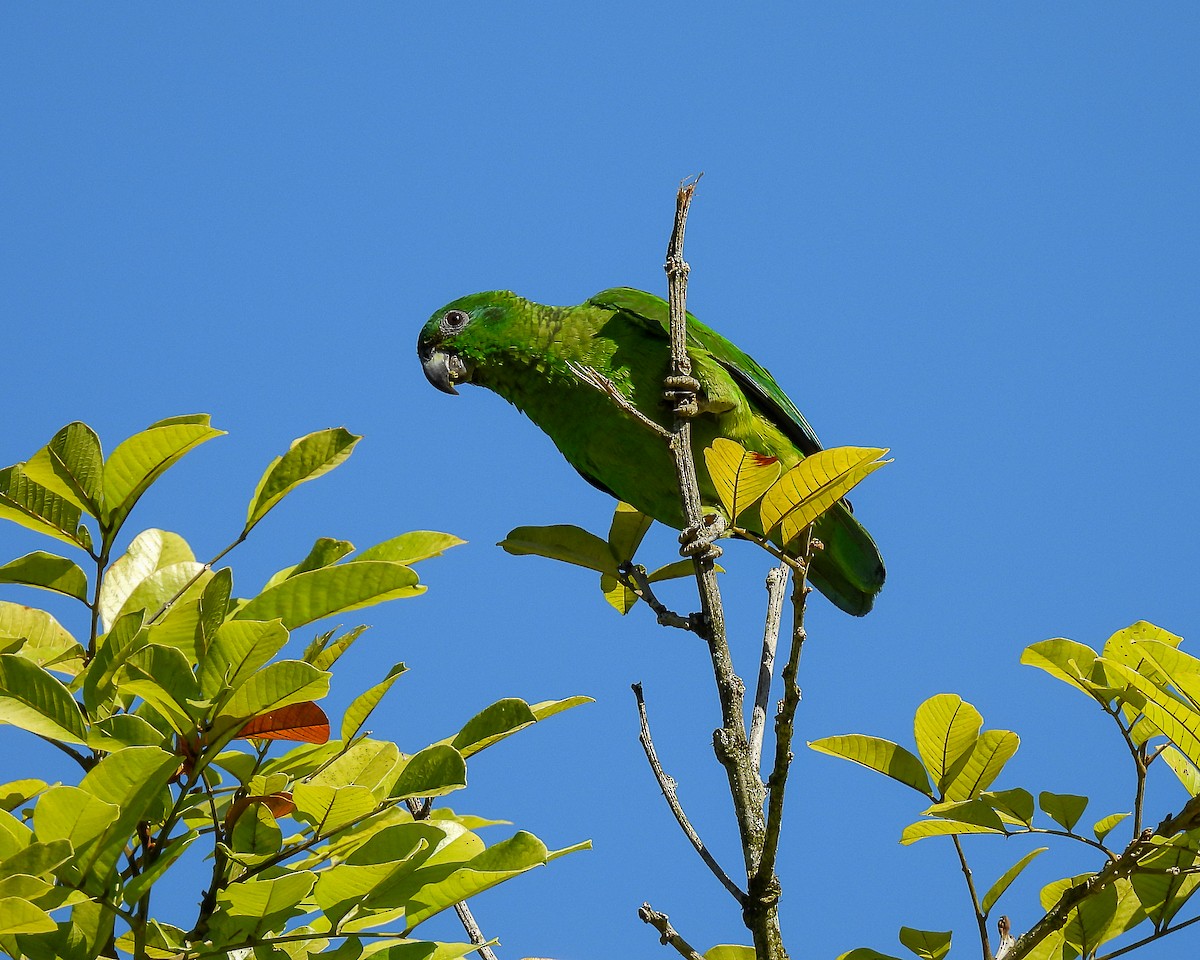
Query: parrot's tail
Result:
<box><xmin>806</xmin><ymin>503</ymin><xmax>886</xmax><ymax>616</ymax></box>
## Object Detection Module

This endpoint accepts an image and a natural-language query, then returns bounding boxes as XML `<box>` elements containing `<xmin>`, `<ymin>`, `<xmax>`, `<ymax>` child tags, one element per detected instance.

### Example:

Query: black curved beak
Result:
<box><xmin>419</xmin><ymin>344</ymin><xmax>472</xmax><ymax>395</ymax></box>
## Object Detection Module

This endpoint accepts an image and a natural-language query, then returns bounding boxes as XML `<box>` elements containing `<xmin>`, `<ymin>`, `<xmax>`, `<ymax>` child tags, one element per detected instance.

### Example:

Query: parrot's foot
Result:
<box><xmin>679</xmin><ymin>513</ymin><xmax>725</xmax><ymax>560</ymax></box>
<box><xmin>663</xmin><ymin>374</ymin><xmax>701</xmax><ymax>418</ymax></box>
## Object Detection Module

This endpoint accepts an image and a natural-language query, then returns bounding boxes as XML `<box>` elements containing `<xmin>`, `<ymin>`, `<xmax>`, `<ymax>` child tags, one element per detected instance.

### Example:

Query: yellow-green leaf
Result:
<box><xmin>235</xmin><ymin>561</ymin><xmax>423</xmax><ymax>629</ymax></box>
<box><xmin>499</xmin><ymin>525</ymin><xmax>617</xmax><ymax>575</ymax></box>
<box><xmin>703</xmin><ymin>438</ymin><xmax>782</xmax><ymax>522</ymax></box>
<box><xmin>759</xmin><ymin>446</ymin><xmax>889</xmax><ymax>545</ymax></box>
<box><xmin>102</xmin><ymin>419</ymin><xmax>224</xmax><ymax>530</ymax></box>
<box><xmin>898</xmin><ymin>927</ymin><xmax>951</xmax><ymax>960</ymax></box>
<box><xmin>0</xmin><ymin>552</ymin><xmax>88</xmax><ymax>602</ymax></box>
<box><xmin>245</xmin><ymin>428</ymin><xmax>361</xmax><ymax>533</ymax></box>
<box><xmin>809</xmin><ymin>734</ymin><xmax>932</xmax><ymax>797</ymax></box>
<box><xmin>914</xmin><ymin>694</ymin><xmax>981</xmax><ymax>794</ymax></box>
<box><xmin>981</xmin><ymin>847</ymin><xmax>1048</xmax><ymax>916</ymax></box>
<box><xmin>944</xmin><ymin>729</ymin><xmax>1019</xmax><ymax>801</ymax></box>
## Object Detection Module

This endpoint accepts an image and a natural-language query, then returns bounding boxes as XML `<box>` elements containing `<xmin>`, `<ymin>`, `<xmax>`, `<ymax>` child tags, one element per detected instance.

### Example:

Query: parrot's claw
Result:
<box><xmin>663</xmin><ymin>374</ymin><xmax>701</xmax><ymax>418</ymax></box>
<box><xmin>679</xmin><ymin>513</ymin><xmax>725</xmax><ymax>560</ymax></box>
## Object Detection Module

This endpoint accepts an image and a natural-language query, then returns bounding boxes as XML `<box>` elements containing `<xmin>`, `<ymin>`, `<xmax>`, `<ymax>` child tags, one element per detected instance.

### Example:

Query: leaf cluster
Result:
<box><xmin>0</xmin><ymin>418</ymin><xmax>589</xmax><ymax>959</ymax></box>
<box><xmin>814</xmin><ymin>621</ymin><xmax>1200</xmax><ymax>960</ymax></box>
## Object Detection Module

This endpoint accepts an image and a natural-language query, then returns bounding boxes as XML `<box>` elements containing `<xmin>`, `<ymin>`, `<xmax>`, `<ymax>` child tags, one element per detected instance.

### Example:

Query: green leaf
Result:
<box><xmin>1132</xmin><ymin>842</ymin><xmax>1200</xmax><ymax>926</ymax></box>
<box><xmin>981</xmin><ymin>847</ymin><xmax>1048</xmax><ymax>916</ymax></box>
<box><xmin>212</xmin><ymin>871</ymin><xmax>316</xmax><ymax>940</ymax></box>
<box><xmin>392</xmin><ymin>745</ymin><xmax>467</xmax><ymax>799</ymax></box>
<box><xmin>759</xmin><ymin>446</ymin><xmax>889</xmax><ymax>545</ymax></box>
<box><xmin>235</xmin><ymin>561</ymin><xmax>424</xmax><ymax>629</ymax></box>
<box><xmin>0</xmin><ymin>464</ymin><xmax>89</xmax><ymax>550</ymax></box>
<box><xmin>263</xmin><ymin>537</ymin><xmax>356</xmax><ymax>590</ymax></box>
<box><xmin>307</xmin><ymin>624</ymin><xmax>370</xmax><ymax>671</ymax></box>
<box><xmin>199</xmin><ymin>619</ymin><xmax>290</xmax><ymax>700</ymax></box>
<box><xmin>0</xmin><ymin>602</ymin><xmax>83</xmax><ymax>677</ymax></box>
<box><xmin>1102</xmin><ymin>658</ymin><xmax>1200</xmax><ymax>768</ymax></box>
<box><xmin>498</xmin><ymin>525</ymin><xmax>618</xmax><ymax>575</ymax></box>
<box><xmin>118</xmin><ymin>644</ymin><xmax>203</xmax><ymax>733</ymax></box>
<box><xmin>80</xmin><ymin>610</ymin><xmax>147</xmax><ymax>717</ymax></box>
<box><xmin>600</xmin><ymin>573</ymin><xmax>638</xmax><ymax>614</ymax></box>
<box><xmin>913</xmin><ymin>694</ymin><xmax>982</xmax><ymax>794</ymax></box>
<box><xmin>836</xmin><ymin>951</ymin><xmax>905</xmax><ymax>960</ymax></box>
<box><xmin>900</xmin><ymin>818</ymin><xmax>1005</xmax><ymax>845</ymax></box>
<box><xmin>292</xmin><ymin>784</ymin><xmax>377</xmax><ymax>834</ymax></box>
<box><xmin>403</xmin><ymin>831</ymin><xmax>553</xmax><ymax>928</ymax></box>
<box><xmin>0</xmin><ymin>839</ymin><xmax>73</xmax><ymax>878</ymax></box>
<box><xmin>342</xmin><ymin>662</ymin><xmax>407</xmax><ymax>742</ymax></box>
<box><xmin>1160</xmin><ymin>746</ymin><xmax>1200</xmax><ymax>795</ymax></box>
<box><xmin>1039</xmin><ymin>792</ymin><xmax>1089</xmax><ymax>832</ymax></box>
<box><xmin>0</xmin><ymin>780</ymin><xmax>48</xmax><ymax>813</ymax></box>
<box><xmin>31</xmin><ymin>786</ymin><xmax>118</xmax><ymax>889</ymax></box>
<box><xmin>21</xmin><ymin>422</ymin><xmax>104</xmax><ymax>517</ymax></box>
<box><xmin>230</xmin><ymin>803</ymin><xmax>283</xmax><ymax>858</ymax></box>
<box><xmin>245</xmin><ymin>428</ymin><xmax>360</xmax><ymax>534</ymax></box>
<box><xmin>530</xmin><ymin>696</ymin><xmax>592</xmax><ymax>721</ymax></box>
<box><xmin>943</xmin><ymin>729</ymin><xmax>1019</xmax><ymax>802</ymax></box>
<box><xmin>704</xmin><ymin>947</ymin><xmax>756</xmax><ymax>960</ymax></box>
<box><xmin>213</xmin><ymin>660</ymin><xmax>330</xmax><ymax>734</ymax></box>
<box><xmin>0</xmin><ymin>897</ymin><xmax>56</xmax><ymax>935</ymax></box>
<box><xmin>1093</xmin><ymin>813</ymin><xmax>1130</xmax><ymax>844</ymax></box>
<box><xmin>307</xmin><ymin>740</ymin><xmax>402</xmax><ymax>798</ymax></box>
<box><xmin>71</xmin><ymin>746</ymin><xmax>179</xmax><ymax>893</ymax></box>
<box><xmin>809</xmin><ymin>735</ymin><xmax>933</xmax><ymax>797</ymax></box>
<box><xmin>1021</xmin><ymin>638</ymin><xmax>1101</xmax><ymax>697</ymax></box>
<box><xmin>898</xmin><ymin>927</ymin><xmax>951</xmax><ymax>960</ymax></box>
<box><xmin>921</xmin><ymin>798</ymin><xmax>1006</xmax><ymax>832</ymax></box>
<box><xmin>355</xmin><ymin>531</ymin><xmax>466</xmax><ymax>565</ymax></box>
<box><xmin>102</xmin><ymin>418</ymin><xmax>225</xmax><ymax>531</ymax></box>
<box><xmin>703</xmin><ymin>438</ymin><xmax>782</xmax><ymax>522</ymax></box>
<box><xmin>451</xmin><ymin>698</ymin><xmax>537</xmax><ymax>759</ymax></box>
<box><xmin>982</xmin><ymin>788</ymin><xmax>1036</xmax><ymax>827</ymax></box>
<box><xmin>607</xmin><ymin>502</ymin><xmax>654</xmax><ymax>563</ymax></box>
<box><xmin>0</xmin><ymin>552</ymin><xmax>88</xmax><ymax>602</ymax></box>
<box><xmin>87</xmin><ymin>713</ymin><xmax>167</xmax><ymax>751</ymax></box>
<box><xmin>97</xmin><ymin>529</ymin><xmax>196</xmax><ymax>630</ymax></box>
<box><xmin>0</xmin><ymin>654</ymin><xmax>88</xmax><ymax>744</ymax></box>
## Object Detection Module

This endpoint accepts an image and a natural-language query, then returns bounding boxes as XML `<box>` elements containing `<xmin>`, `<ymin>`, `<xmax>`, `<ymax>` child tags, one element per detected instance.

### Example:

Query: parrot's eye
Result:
<box><xmin>442</xmin><ymin>309</ymin><xmax>469</xmax><ymax>332</ymax></box>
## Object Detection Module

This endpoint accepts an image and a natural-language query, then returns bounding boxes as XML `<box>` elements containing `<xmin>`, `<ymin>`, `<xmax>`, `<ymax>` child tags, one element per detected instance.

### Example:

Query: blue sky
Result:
<box><xmin>2</xmin><ymin>4</ymin><xmax>1199</xmax><ymax>958</ymax></box>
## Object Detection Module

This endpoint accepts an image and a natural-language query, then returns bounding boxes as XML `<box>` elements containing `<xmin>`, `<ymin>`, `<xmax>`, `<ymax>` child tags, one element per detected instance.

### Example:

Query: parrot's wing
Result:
<box><xmin>587</xmin><ymin>287</ymin><xmax>824</xmax><ymax>456</ymax></box>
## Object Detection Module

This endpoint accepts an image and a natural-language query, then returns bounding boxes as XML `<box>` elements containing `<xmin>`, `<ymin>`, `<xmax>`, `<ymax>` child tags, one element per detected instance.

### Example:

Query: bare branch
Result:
<box><xmin>632</xmin><ymin>683</ymin><xmax>747</xmax><ymax>904</ymax></box>
<box><xmin>750</xmin><ymin>564</ymin><xmax>789</xmax><ymax>772</ymax></box>
<box><xmin>755</xmin><ymin>543</ymin><xmax>811</xmax><ymax>891</ymax></box>
<box><xmin>617</xmin><ymin>562</ymin><xmax>700</xmax><ymax>634</ymax></box>
<box><xmin>950</xmin><ymin>835</ymin><xmax>990</xmax><ymax>960</ymax></box>
<box><xmin>662</xmin><ymin>178</ymin><xmax>786</xmax><ymax>960</ymax></box>
<box><xmin>638</xmin><ymin>903</ymin><xmax>707</xmax><ymax>960</ymax></box>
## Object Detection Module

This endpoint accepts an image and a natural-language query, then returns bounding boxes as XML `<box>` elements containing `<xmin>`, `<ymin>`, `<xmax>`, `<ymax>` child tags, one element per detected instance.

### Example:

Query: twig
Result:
<box><xmin>950</xmin><ymin>835</ymin><xmax>990</xmax><ymax>960</ymax></box>
<box><xmin>617</xmin><ymin>562</ymin><xmax>699</xmax><ymax>633</ymax></box>
<box><xmin>1095</xmin><ymin>912</ymin><xmax>1200</xmax><ymax>960</ymax></box>
<box><xmin>406</xmin><ymin>797</ymin><xmax>499</xmax><ymax>960</ymax></box>
<box><xmin>632</xmin><ymin>683</ymin><xmax>747</xmax><ymax>904</ymax></box>
<box><xmin>566</xmin><ymin>361</ymin><xmax>672</xmax><ymax>439</ymax></box>
<box><xmin>754</xmin><ymin>545</ymin><xmax>810</xmax><ymax>894</ymax></box>
<box><xmin>749</xmin><ymin>564</ymin><xmax>789</xmax><ymax>772</ymax></box>
<box><xmin>638</xmin><ymin>903</ymin><xmax>707</xmax><ymax>960</ymax></box>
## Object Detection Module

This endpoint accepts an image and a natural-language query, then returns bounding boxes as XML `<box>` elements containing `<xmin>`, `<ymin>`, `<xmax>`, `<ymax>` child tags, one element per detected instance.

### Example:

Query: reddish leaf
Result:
<box><xmin>237</xmin><ymin>701</ymin><xmax>330</xmax><ymax>743</ymax></box>
<box><xmin>224</xmin><ymin>791</ymin><xmax>295</xmax><ymax>830</ymax></box>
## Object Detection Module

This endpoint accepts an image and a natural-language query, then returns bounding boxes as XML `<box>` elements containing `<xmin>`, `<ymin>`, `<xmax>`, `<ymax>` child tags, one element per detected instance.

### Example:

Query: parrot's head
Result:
<box><xmin>417</xmin><ymin>291</ymin><xmax>524</xmax><ymax>395</ymax></box>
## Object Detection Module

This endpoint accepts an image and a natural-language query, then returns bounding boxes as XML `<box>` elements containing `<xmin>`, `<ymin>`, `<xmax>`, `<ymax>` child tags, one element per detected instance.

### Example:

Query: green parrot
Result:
<box><xmin>417</xmin><ymin>287</ymin><xmax>885</xmax><ymax>615</ymax></box>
